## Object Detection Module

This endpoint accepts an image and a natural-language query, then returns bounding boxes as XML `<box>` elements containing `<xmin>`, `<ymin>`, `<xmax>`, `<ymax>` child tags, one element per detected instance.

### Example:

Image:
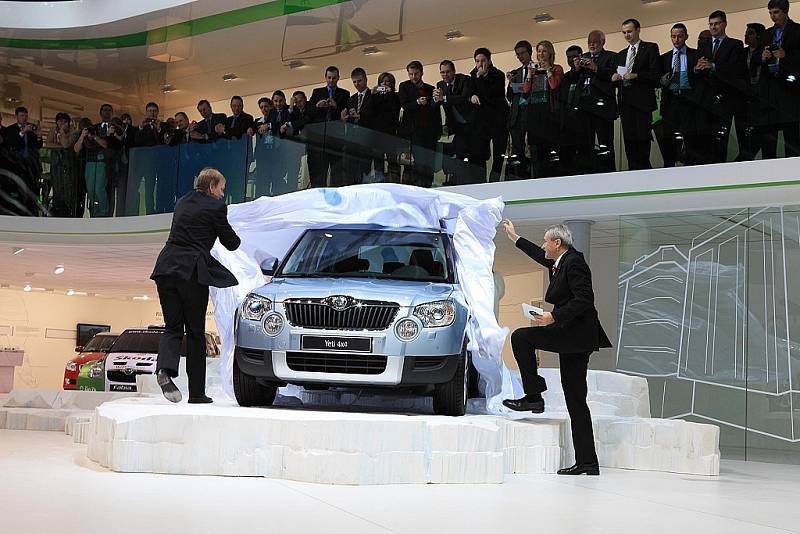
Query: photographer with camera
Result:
<box><xmin>525</xmin><ymin>41</ymin><xmax>565</xmax><ymax>178</ymax></box>
<box><xmin>433</xmin><ymin>60</ymin><xmax>474</xmax><ymax>185</ymax></box>
<box><xmin>135</xmin><ymin>102</ymin><xmax>169</xmax><ymax>147</ymax></box>
<box><xmin>45</xmin><ymin>112</ymin><xmax>80</xmax><ymax>217</ymax></box>
<box><xmin>757</xmin><ymin>0</ymin><xmax>800</xmax><ymax>159</ymax></box>
<box><xmin>370</xmin><ymin>73</ymin><xmax>401</xmax><ymax>183</ymax></box>
<box><xmin>470</xmin><ymin>48</ymin><xmax>509</xmax><ymax>183</ymax></box>
<box><xmin>4</xmin><ymin>106</ymin><xmax>43</xmax><ymax>214</ymax></box>
<box><xmin>74</xmin><ymin>117</ymin><xmax>108</xmax><ymax>217</ymax></box>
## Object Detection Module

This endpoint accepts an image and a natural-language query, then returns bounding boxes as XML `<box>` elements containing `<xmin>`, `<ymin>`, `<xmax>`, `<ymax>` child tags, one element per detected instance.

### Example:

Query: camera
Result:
<box><xmin>579</xmin><ymin>57</ymin><xmax>594</xmax><ymax>66</ymax></box>
<box><xmin>375</xmin><ymin>85</ymin><xmax>390</xmax><ymax>94</ymax></box>
<box><xmin>767</xmin><ymin>43</ymin><xmax>781</xmax><ymax>52</ymax></box>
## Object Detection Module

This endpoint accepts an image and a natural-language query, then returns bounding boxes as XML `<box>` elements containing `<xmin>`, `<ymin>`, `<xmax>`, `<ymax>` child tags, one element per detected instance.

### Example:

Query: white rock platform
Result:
<box><xmin>85</xmin><ymin>368</ymin><xmax>719</xmax><ymax>484</ymax></box>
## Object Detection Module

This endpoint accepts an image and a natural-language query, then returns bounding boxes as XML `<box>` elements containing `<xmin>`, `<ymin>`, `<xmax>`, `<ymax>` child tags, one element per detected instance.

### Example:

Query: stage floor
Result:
<box><xmin>1</xmin><ymin>429</ymin><xmax>796</xmax><ymax>534</ymax></box>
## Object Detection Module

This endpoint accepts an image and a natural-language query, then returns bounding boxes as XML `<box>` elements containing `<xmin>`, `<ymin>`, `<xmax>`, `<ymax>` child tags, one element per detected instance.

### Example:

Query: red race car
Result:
<box><xmin>63</xmin><ymin>332</ymin><xmax>118</xmax><ymax>390</ymax></box>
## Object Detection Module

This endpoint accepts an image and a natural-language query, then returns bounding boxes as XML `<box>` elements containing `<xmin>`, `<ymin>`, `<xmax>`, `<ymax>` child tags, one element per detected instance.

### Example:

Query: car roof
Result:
<box><xmin>306</xmin><ymin>223</ymin><xmax>444</xmax><ymax>234</ymax></box>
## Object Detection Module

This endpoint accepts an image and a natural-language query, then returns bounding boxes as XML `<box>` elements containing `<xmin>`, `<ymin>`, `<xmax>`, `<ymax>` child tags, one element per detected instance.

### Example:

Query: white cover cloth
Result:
<box><xmin>210</xmin><ymin>184</ymin><xmax>514</xmax><ymax>413</ymax></box>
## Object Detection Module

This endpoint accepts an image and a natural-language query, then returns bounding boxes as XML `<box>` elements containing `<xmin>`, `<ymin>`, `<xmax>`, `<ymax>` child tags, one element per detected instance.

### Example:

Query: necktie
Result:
<box><xmin>626</xmin><ymin>45</ymin><xmax>637</xmax><ymax>72</ymax></box>
<box><xmin>672</xmin><ymin>49</ymin><xmax>680</xmax><ymax>74</ymax></box>
<box><xmin>447</xmin><ymin>83</ymin><xmax>453</xmax><ymax>96</ymax></box>
<box><xmin>712</xmin><ymin>38</ymin><xmax>720</xmax><ymax>59</ymax></box>
<box><xmin>551</xmin><ymin>265</ymin><xmax>558</xmax><ymax>275</ymax></box>
<box><xmin>357</xmin><ymin>92</ymin><xmax>364</xmax><ymax>112</ymax></box>
<box><xmin>231</xmin><ymin>115</ymin><xmax>236</xmax><ymax>128</ymax></box>
<box><xmin>277</xmin><ymin>110</ymin><xmax>282</xmax><ymax>123</ymax></box>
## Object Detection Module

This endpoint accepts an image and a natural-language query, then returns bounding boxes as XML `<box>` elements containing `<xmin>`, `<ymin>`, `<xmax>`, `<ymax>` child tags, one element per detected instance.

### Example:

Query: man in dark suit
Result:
<box><xmin>190</xmin><ymin>100</ymin><xmax>227</xmax><ymax>143</ymax></box>
<box><xmin>151</xmin><ymin>167</ymin><xmax>241</xmax><ymax>404</ymax></box>
<box><xmin>433</xmin><ymin>60</ymin><xmax>474</xmax><ymax>185</ymax></box>
<box><xmin>576</xmin><ymin>31</ymin><xmax>620</xmax><ymax>174</ymax></box>
<box><xmin>169</xmin><ymin>112</ymin><xmax>191</xmax><ymax>146</ymax></box>
<box><xmin>307</xmin><ymin>66</ymin><xmax>351</xmax><ymax>187</ymax></box>
<box><xmin>659</xmin><ymin>24</ymin><xmax>703</xmax><ymax>167</ymax></box>
<box><xmin>470</xmin><ymin>47</ymin><xmax>509</xmax><ymax>183</ymax></box>
<box><xmin>758</xmin><ymin>0</ymin><xmax>800</xmax><ymax>159</ymax></box>
<box><xmin>225</xmin><ymin>96</ymin><xmax>254</xmax><ymax>140</ymax></box>
<box><xmin>506</xmin><ymin>41</ymin><xmax>533</xmax><ymax>180</ymax></box>
<box><xmin>694</xmin><ymin>10</ymin><xmax>747</xmax><ymax>164</ymax></box>
<box><xmin>341</xmin><ymin>67</ymin><xmax>377</xmax><ymax>185</ymax></box>
<box><xmin>3</xmin><ymin>106</ymin><xmax>43</xmax><ymax>214</ymax></box>
<box><xmin>269</xmin><ymin>90</ymin><xmax>302</xmax><ymax>194</ymax></box>
<box><xmin>501</xmin><ymin>219</ymin><xmax>612</xmax><ymax>476</ymax></box>
<box><xmin>398</xmin><ymin>60</ymin><xmax>441</xmax><ymax>187</ymax></box>
<box><xmin>612</xmin><ymin>19</ymin><xmax>660</xmax><ymax>170</ymax></box>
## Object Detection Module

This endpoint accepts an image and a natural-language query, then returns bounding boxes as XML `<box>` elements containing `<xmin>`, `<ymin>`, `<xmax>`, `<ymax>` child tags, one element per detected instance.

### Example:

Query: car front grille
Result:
<box><xmin>107</xmin><ymin>370</ymin><xmax>149</xmax><ymax>383</ymax></box>
<box><xmin>286</xmin><ymin>351</ymin><xmax>387</xmax><ymax>375</ymax></box>
<box><xmin>284</xmin><ymin>299</ymin><xmax>399</xmax><ymax>330</ymax></box>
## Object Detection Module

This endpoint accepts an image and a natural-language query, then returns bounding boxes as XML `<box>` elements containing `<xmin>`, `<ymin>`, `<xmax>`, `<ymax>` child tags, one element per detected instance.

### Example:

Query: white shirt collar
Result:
<box><xmin>629</xmin><ymin>40</ymin><xmax>641</xmax><ymax>49</ymax></box>
<box><xmin>554</xmin><ymin>249</ymin><xmax>568</xmax><ymax>269</ymax></box>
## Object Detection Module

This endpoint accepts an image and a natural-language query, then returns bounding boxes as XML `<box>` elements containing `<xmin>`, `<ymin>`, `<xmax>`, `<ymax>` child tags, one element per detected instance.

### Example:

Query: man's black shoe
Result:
<box><xmin>156</xmin><ymin>369</ymin><xmax>182</xmax><ymax>403</ymax></box>
<box><xmin>557</xmin><ymin>463</ymin><xmax>600</xmax><ymax>476</ymax></box>
<box><xmin>187</xmin><ymin>395</ymin><xmax>213</xmax><ymax>404</ymax></box>
<box><xmin>502</xmin><ymin>396</ymin><xmax>545</xmax><ymax>413</ymax></box>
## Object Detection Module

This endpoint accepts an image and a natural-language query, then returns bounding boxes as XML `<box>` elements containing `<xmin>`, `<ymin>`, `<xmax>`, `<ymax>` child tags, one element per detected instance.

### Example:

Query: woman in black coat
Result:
<box><xmin>151</xmin><ymin>167</ymin><xmax>241</xmax><ymax>403</ymax></box>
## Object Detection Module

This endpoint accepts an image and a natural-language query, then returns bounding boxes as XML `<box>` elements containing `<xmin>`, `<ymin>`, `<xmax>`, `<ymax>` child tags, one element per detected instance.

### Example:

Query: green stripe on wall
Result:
<box><xmin>0</xmin><ymin>0</ymin><xmax>348</xmax><ymax>50</ymax></box>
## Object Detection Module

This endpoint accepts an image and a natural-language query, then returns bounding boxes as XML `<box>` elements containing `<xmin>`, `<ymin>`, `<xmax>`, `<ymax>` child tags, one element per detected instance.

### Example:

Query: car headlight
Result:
<box><xmin>241</xmin><ymin>293</ymin><xmax>272</xmax><ymax>321</ymax></box>
<box><xmin>413</xmin><ymin>300</ymin><xmax>456</xmax><ymax>327</ymax></box>
<box><xmin>66</xmin><ymin>362</ymin><xmax>78</xmax><ymax>372</ymax></box>
<box><xmin>395</xmin><ymin>318</ymin><xmax>420</xmax><ymax>341</ymax></box>
<box><xmin>263</xmin><ymin>313</ymin><xmax>284</xmax><ymax>336</ymax></box>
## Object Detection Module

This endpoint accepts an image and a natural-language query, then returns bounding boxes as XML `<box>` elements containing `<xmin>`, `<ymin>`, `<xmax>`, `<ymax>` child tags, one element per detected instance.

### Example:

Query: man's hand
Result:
<box><xmin>695</xmin><ymin>57</ymin><xmax>712</xmax><ymax>71</ymax></box>
<box><xmin>316</xmin><ymin>99</ymin><xmax>329</xmax><ymax>108</ymax></box>
<box><xmin>584</xmin><ymin>60</ymin><xmax>598</xmax><ymax>72</ymax></box>
<box><xmin>501</xmin><ymin>218</ymin><xmax>519</xmax><ymax>242</ymax></box>
<box><xmin>22</xmin><ymin>124</ymin><xmax>34</xmax><ymax>134</ymax></box>
<box><xmin>246</xmin><ymin>127</ymin><xmax>254</xmax><ymax>137</ymax></box>
<box><xmin>279</xmin><ymin>123</ymin><xmax>289</xmax><ymax>135</ymax></box>
<box><xmin>772</xmin><ymin>47</ymin><xmax>786</xmax><ymax>59</ymax></box>
<box><xmin>622</xmin><ymin>72</ymin><xmax>637</xmax><ymax>81</ymax></box>
<box><xmin>258</xmin><ymin>124</ymin><xmax>269</xmax><ymax>135</ymax></box>
<box><xmin>532</xmin><ymin>311</ymin><xmax>555</xmax><ymax>326</ymax></box>
<box><xmin>470</xmin><ymin>95</ymin><xmax>481</xmax><ymax>105</ymax></box>
<box><xmin>214</xmin><ymin>123</ymin><xmax>225</xmax><ymax>135</ymax></box>
<box><xmin>190</xmin><ymin>130</ymin><xmax>205</xmax><ymax>140</ymax></box>
<box><xmin>327</xmin><ymin>98</ymin><xmax>337</xmax><ymax>109</ymax></box>
<box><xmin>611</xmin><ymin>73</ymin><xmax>623</xmax><ymax>82</ymax></box>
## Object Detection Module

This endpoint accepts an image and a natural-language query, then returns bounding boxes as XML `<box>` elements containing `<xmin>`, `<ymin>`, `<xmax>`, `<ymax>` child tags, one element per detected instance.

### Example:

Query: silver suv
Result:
<box><xmin>233</xmin><ymin>225</ymin><xmax>475</xmax><ymax>415</ymax></box>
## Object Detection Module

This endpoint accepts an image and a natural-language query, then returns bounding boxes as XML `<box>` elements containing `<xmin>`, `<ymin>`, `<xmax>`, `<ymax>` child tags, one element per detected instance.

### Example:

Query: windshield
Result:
<box><xmin>83</xmin><ymin>334</ymin><xmax>117</xmax><ymax>352</ymax></box>
<box><xmin>109</xmin><ymin>330</ymin><xmax>162</xmax><ymax>353</ymax></box>
<box><xmin>278</xmin><ymin>229</ymin><xmax>452</xmax><ymax>283</ymax></box>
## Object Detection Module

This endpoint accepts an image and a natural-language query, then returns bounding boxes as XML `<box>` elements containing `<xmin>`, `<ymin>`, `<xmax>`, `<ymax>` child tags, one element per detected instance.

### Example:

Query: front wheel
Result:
<box><xmin>432</xmin><ymin>345</ymin><xmax>469</xmax><ymax>416</ymax></box>
<box><xmin>233</xmin><ymin>358</ymin><xmax>278</xmax><ymax>407</ymax></box>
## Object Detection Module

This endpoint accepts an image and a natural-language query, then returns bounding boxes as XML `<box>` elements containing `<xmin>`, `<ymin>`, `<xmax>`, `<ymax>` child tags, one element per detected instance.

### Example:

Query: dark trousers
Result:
<box><xmin>661</xmin><ymin>95</ymin><xmax>702</xmax><ymax>167</ymax></box>
<box><xmin>307</xmin><ymin>145</ymin><xmax>343</xmax><ymax>187</ymax></box>
<box><xmin>507</xmin><ymin>125</ymin><xmax>530</xmax><ymax>180</ymax></box>
<box><xmin>588</xmin><ymin>115</ymin><xmax>617</xmax><ymax>173</ymax></box>
<box><xmin>405</xmin><ymin>134</ymin><xmax>438</xmax><ymax>188</ymax></box>
<box><xmin>762</xmin><ymin>121</ymin><xmax>800</xmax><ymax>159</ymax></box>
<box><xmin>699</xmin><ymin>109</ymin><xmax>734</xmax><ymax>164</ymax></box>
<box><xmin>511</xmin><ymin>327</ymin><xmax>598</xmax><ymax>465</ymax></box>
<box><xmin>155</xmin><ymin>275</ymin><xmax>209</xmax><ymax>398</ymax></box>
<box><xmin>620</xmin><ymin>105</ymin><xmax>652</xmax><ymax>170</ymax></box>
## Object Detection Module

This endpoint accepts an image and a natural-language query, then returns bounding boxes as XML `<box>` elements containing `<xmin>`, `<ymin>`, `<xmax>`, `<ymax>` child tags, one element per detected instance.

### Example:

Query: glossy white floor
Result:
<box><xmin>1</xmin><ymin>429</ymin><xmax>798</xmax><ymax>534</ymax></box>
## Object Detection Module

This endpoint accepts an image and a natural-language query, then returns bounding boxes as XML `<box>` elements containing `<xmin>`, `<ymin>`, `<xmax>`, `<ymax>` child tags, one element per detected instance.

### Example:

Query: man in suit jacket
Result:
<box><xmin>470</xmin><ymin>48</ymin><xmax>510</xmax><ymax>183</ymax></box>
<box><xmin>758</xmin><ymin>0</ymin><xmax>800</xmax><ymax>159</ymax></box>
<box><xmin>433</xmin><ymin>60</ymin><xmax>474</xmax><ymax>185</ymax></box>
<box><xmin>694</xmin><ymin>10</ymin><xmax>747</xmax><ymax>164</ymax></box>
<box><xmin>506</xmin><ymin>41</ymin><xmax>534</xmax><ymax>180</ymax></box>
<box><xmin>151</xmin><ymin>168</ymin><xmax>241</xmax><ymax>404</ymax></box>
<box><xmin>501</xmin><ymin>219</ymin><xmax>612</xmax><ymax>476</ymax></box>
<box><xmin>225</xmin><ymin>96</ymin><xmax>254</xmax><ymax>140</ymax></box>
<box><xmin>307</xmin><ymin>66</ymin><xmax>351</xmax><ymax>187</ymax></box>
<box><xmin>659</xmin><ymin>24</ymin><xmax>703</xmax><ymax>167</ymax></box>
<box><xmin>3</xmin><ymin>106</ymin><xmax>43</xmax><ymax>214</ymax></box>
<box><xmin>398</xmin><ymin>60</ymin><xmax>441</xmax><ymax>187</ymax></box>
<box><xmin>612</xmin><ymin>19</ymin><xmax>661</xmax><ymax>170</ymax></box>
<box><xmin>575</xmin><ymin>31</ymin><xmax>620</xmax><ymax>174</ymax></box>
<box><xmin>341</xmin><ymin>67</ymin><xmax>377</xmax><ymax>185</ymax></box>
<box><xmin>190</xmin><ymin>100</ymin><xmax>227</xmax><ymax>143</ymax></box>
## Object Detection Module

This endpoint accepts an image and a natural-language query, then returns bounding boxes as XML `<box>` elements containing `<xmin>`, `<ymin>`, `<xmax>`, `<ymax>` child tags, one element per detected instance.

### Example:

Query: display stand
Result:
<box><xmin>0</xmin><ymin>350</ymin><xmax>24</xmax><ymax>393</ymax></box>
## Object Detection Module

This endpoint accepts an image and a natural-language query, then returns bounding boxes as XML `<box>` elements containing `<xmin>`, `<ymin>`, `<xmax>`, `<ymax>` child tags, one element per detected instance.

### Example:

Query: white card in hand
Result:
<box><xmin>617</xmin><ymin>66</ymin><xmax>628</xmax><ymax>76</ymax></box>
<box><xmin>522</xmin><ymin>303</ymin><xmax>545</xmax><ymax>320</ymax></box>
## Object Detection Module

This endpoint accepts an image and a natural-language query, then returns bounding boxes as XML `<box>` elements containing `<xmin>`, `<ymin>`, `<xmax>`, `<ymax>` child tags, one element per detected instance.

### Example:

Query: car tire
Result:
<box><xmin>233</xmin><ymin>358</ymin><xmax>278</xmax><ymax>407</ymax></box>
<box><xmin>432</xmin><ymin>344</ymin><xmax>469</xmax><ymax>416</ymax></box>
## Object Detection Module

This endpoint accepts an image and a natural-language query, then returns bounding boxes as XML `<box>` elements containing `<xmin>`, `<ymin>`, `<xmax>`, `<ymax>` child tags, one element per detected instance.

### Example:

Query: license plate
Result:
<box><xmin>301</xmin><ymin>335</ymin><xmax>371</xmax><ymax>352</ymax></box>
<box><xmin>110</xmin><ymin>384</ymin><xmax>136</xmax><ymax>392</ymax></box>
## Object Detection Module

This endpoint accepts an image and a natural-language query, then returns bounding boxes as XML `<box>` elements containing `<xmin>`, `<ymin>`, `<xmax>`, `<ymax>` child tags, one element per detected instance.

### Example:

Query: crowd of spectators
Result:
<box><xmin>1</xmin><ymin>1</ymin><xmax>797</xmax><ymax>217</ymax></box>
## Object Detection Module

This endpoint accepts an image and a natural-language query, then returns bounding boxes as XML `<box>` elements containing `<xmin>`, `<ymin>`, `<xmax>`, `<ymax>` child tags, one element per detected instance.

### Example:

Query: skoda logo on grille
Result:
<box><xmin>123</xmin><ymin>368</ymin><xmax>134</xmax><ymax>375</ymax></box>
<box><xmin>324</xmin><ymin>295</ymin><xmax>353</xmax><ymax>311</ymax></box>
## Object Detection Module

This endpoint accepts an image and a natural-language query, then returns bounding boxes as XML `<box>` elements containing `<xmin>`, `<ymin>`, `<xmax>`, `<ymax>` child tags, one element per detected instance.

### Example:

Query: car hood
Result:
<box><xmin>71</xmin><ymin>351</ymin><xmax>107</xmax><ymax>365</ymax></box>
<box><xmin>256</xmin><ymin>277</ymin><xmax>455</xmax><ymax>307</ymax></box>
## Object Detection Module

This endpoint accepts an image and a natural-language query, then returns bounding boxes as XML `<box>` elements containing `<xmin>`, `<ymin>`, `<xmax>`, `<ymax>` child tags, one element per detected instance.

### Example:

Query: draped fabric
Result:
<box><xmin>209</xmin><ymin>183</ymin><xmax>515</xmax><ymax>413</ymax></box>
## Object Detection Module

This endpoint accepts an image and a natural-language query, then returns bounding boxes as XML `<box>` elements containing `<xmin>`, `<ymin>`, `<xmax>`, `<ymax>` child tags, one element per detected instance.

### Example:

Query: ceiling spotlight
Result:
<box><xmin>133</xmin><ymin>295</ymin><xmax>150</xmax><ymax>301</ymax></box>
<box><xmin>54</xmin><ymin>265</ymin><xmax>65</xmax><ymax>275</ymax></box>
<box><xmin>23</xmin><ymin>284</ymin><xmax>32</xmax><ymax>292</ymax></box>
<box><xmin>222</xmin><ymin>73</ymin><xmax>239</xmax><ymax>82</ymax></box>
<box><xmin>288</xmin><ymin>60</ymin><xmax>305</xmax><ymax>69</ymax></box>
<box><xmin>445</xmin><ymin>30</ymin><xmax>463</xmax><ymax>41</ymax></box>
<box><xmin>533</xmin><ymin>13</ymin><xmax>554</xmax><ymax>23</ymax></box>
<box><xmin>66</xmin><ymin>289</ymin><xmax>75</xmax><ymax>296</ymax></box>
<box><xmin>362</xmin><ymin>46</ymin><xmax>380</xmax><ymax>55</ymax></box>
<box><xmin>12</xmin><ymin>247</ymin><xmax>24</xmax><ymax>255</ymax></box>
<box><xmin>161</xmin><ymin>84</ymin><xmax>176</xmax><ymax>93</ymax></box>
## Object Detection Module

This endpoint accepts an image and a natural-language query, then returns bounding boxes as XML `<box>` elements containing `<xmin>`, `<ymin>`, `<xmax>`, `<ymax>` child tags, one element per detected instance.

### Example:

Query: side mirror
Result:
<box><xmin>260</xmin><ymin>257</ymin><xmax>279</xmax><ymax>276</ymax></box>
<box><xmin>75</xmin><ymin>346</ymin><xmax>84</xmax><ymax>353</ymax></box>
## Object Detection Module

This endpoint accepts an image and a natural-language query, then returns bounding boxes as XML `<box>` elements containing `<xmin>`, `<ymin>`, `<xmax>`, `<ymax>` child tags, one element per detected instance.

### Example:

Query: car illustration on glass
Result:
<box><xmin>63</xmin><ymin>332</ymin><xmax>118</xmax><ymax>390</ymax></box>
<box><xmin>233</xmin><ymin>225</ymin><xmax>475</xmax><ymax>416</ymax></box>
